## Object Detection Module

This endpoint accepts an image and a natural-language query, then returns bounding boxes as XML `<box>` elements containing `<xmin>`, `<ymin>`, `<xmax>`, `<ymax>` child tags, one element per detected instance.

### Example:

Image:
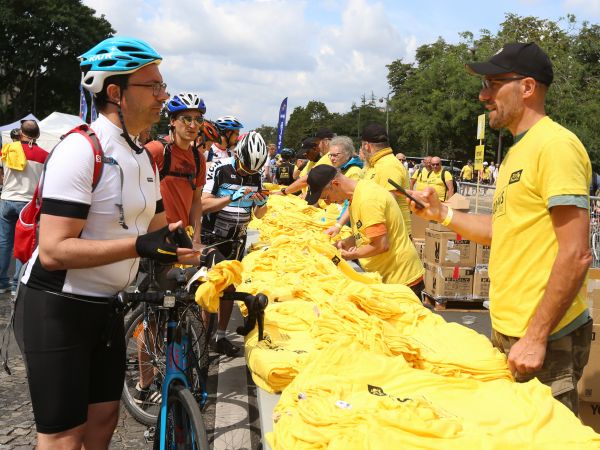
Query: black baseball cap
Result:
<box><xmin>361</xmin><ymin>123</ymin><xmax>388</xmax><ymax>143</ymax></box>
<box><xmin>466</xmin><ymin>42</ymin><xmax>553</xmax><ymax>86</ymax></box>
<box><xmin>297</xmin><ymin>137</ymin><xmax>320</xmax><ymax>157</ymax></box>
<box><xmin>305</xmin><ymin>165</ymin><xmax>338</xmax><ymax>205</ymax></box>
<box><xmin>315</xmin><ymin>128</ymin><xmax>335</xmax><ymax>139</ymax></box>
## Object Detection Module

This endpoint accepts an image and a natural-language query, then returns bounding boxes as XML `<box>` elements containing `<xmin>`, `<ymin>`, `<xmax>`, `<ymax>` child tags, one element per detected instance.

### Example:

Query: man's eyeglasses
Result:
<box><xmin>431</xmin><ymin>163</ymin><xmax>441</xmax><ymax>167</ymax></box>
<box><xmin>481</xmin><ymin>76</ymin><xmax>526</xmax><ymax>90</ymax></box>
<box><xmin>128</xmin><ymin>82</ymin><xmax>168</xmax><ymax>96</ymax></box>
<box><xmin>179</xmin><ymin>116</ymin><xmax>204</xmax><ymax>126</ymax></box>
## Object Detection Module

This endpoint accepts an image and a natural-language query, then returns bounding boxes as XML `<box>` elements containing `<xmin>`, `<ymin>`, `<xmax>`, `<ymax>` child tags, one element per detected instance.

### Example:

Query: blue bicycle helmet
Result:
<box><xmin>280</xmin><ymin>148</ymin><xmax>294</xmax><ymax>159</ymax></box>
<box><xmin>79</xmin><ymin>37</ymin><xmax>162</xmax><ymax>94</ymax></box>
<box><xmin>166</xmin><ymin>93</ymin><xmax>206</xmax><ymax>116</ymax></box>
<box><xmin>215</xmin><ymin>115</ymin><xmax>243</xmax><ymax>132</ymax></box>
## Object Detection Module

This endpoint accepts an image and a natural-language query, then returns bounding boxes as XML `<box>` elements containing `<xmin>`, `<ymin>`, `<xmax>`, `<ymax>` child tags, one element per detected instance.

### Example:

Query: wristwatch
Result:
<box><xmin>280</xmin><ymin>187</ymin><xmax>287</xmax><ymax>195</ymax></box>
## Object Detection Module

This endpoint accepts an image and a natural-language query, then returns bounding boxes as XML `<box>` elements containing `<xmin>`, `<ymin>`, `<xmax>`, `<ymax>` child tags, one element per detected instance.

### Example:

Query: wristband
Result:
<box><xmin>440</xmin><ymin>206</ymin><xmax>454</xmax><ymax>227</ymax></box>
<box><xmin>333</xmin><ymin>223</ymin><xmax>342</xmax><ymax>229</ymax></box>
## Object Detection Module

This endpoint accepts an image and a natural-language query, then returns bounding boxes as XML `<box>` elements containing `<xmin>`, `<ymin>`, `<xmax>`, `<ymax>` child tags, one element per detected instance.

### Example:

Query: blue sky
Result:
<box><xmin>83</xmin><ymin>0</ymin><xmax>600</xmax><ymax>130</ymax></box>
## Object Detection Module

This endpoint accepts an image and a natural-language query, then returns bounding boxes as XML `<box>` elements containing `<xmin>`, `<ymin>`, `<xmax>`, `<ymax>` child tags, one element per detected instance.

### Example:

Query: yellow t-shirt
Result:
<box><xmin>490</xmin><ymin>116</ymin><xmax>591</xmax><ymax>337</ymax></box>
<box><xmin>411</xmin><ymin>166</ymin><xmax>431</xmax><ymax>191</ymax></box>
<box><xmin>481</xmin><ymin>167</ymin><xmax>491</xmax><ymax>180</ymax></box>
<box><xmin>364</xmin><ymin>149</ymin><xmax>412</xmax><ymax>235</ymax></box>
<box><xmin>299</xmin><ymin>160</ymin><xmax>315</xmax><ymax>179</ymax></box>
<box><xmin>314</xmin><ymin>152</ymin><xmax>333</xmax><ymax>168</ymax></box>
<box><xmin>426</xmin><ymin>169</ymin><xmax>453</xmax><ymax>201</ymax></box>
<box><xmin>343</xmin><ymin>164</ymin><xmax>363</xmax><ymax>181</ymax></box>
<box><xmin>460</xmin><ymin>164</ymin><xmax>473</xmax><ymax>181</ymax></box>
<box><xmin>349</xmin><ymin>180</ymin><xmax>423</xmax><ymax>285</ymax></box>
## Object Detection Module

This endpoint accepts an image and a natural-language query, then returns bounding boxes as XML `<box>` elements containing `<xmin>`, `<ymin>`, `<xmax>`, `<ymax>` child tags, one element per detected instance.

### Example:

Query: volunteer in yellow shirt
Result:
<box><xmin>410</xmin><ymin>156</ymin><xmax>432</xmax><ymax>190</ymax></box>
<box><xmin>306</xmin><ymin>165</ymin><xmax>424</xmax><ymax>294</ymax></box>
<box><xmin>327</xmin><ymin>136</ymin><xmax>363</xmax><ymax>181</ymax></box>
<box><xmin>360</xmin><ymin>123</ymin><xmax>412</xmax><ymax>235</ymax></box>
<box><xmin>460</xmin><ymin>160</ymin><xmax>474</xmax><ymax>182</ymax></box>
<box><xmin>479</xmin><ymin>161</ymin><xmax>492</xmax><ymax>184</ymax></box>
<box><xmin>407</xmin><ymin>42</ymin><xmax>592</xmax><ymax>414</ymax></box>
<box><xmin>426</xmin><ymin>156</ymin><xmax>454</xmax><ymax>201</ymax></box>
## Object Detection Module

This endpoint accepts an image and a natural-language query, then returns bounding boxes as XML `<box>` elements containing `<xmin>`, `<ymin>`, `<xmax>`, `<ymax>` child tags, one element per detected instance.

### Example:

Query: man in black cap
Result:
<box><xmin>408</xmin><ymin>42</ymin><xmax>592</xmax><ymax>414</ymax></box>
<box><xmin>278</xmin><ymin>132</ymin><xmax>335</xmax><ymax>197</ymax></box>
<box><xmin>306</xmin><ymin>165</ymin><xmax>424</xmax><ymax>292</ymax></box>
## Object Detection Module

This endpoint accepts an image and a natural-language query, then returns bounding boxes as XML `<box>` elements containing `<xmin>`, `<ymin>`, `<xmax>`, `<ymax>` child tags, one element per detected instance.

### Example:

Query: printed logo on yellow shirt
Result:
<box><xmin>331</xmin><ymin>256</ymin><xmax>341</xmax><ymax>266</ymax></box>
<box><xmin>367</xmin><ymin>384</ymin><xmax>411</xmax><ymax>403</ymax></box>
<box><xmin>356</xmin><ymin>220</ymin><xmax>363</xmax><ymax>228</ymax></box>
<box><xmin>509</xmin><ymin>169</ymin><xmax>522</xmax><ymax>184</ymax></box>
<box><xmin>493</xmin><ymin>187</ymin><xmax>506</xmax><ymax>217</ymax></box>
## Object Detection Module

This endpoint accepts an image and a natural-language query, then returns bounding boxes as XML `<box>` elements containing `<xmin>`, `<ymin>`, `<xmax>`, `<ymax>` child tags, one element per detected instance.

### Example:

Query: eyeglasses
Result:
<box><xmin>179</xmin><ymin>115</ymin><xmax>204</xmax><ymax>126</ymax></box>
<box><xmin>481</xmin><ymin>76</ymin><xmax>526</xmax><ymax>90</ymax></box>
<box><xmin>329</xmin><ymin>152</ymin><xmax>342</xmax><ymax>159</ymax></box>
<box><xmin>237</xmin><ymin>159</ymin><xmax>258</xmax><ymax>176</ymax></box>
<box><xmin>431</xmin><ymin>163</ymin><xmax>441</xmax><ymax>167</ymax></box>
<box><xmin>128</xmin><ymin>81</ymin><xmax>168</xmax><ymax>96</ymax></box>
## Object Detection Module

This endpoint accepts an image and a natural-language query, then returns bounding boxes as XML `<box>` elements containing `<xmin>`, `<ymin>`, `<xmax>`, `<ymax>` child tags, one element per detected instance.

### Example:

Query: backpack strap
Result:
<box><xmin>159</xmin><ymin>141</ymin><xmax>201</xmax><ymax>190</ymax></box>
<box><xmin>62</xmin><ymin>124</ymin><xmax>105</xmax><ymax>191</ymax></box>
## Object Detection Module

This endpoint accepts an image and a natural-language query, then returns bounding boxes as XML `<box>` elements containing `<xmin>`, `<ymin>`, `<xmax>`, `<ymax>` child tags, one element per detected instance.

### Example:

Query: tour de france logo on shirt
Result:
<box><xmin>356</xmin><ymin>220</ymin><xmax>363</xmax><ymax>229</ymax></box>
<box><xmin>509</xmin><ymin>169</ymin><xmax>523</xmax><ymax>184</ymax></box>
<box><xmin>367</xmin><ymin>384</ymin><xmax>412</xmax><ymax>403</ymax></box>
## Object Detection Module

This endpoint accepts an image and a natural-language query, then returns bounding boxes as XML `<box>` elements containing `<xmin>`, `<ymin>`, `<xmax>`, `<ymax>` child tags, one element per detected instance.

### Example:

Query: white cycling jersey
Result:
<box><xmin>22</xmin><ymin>114</ymin><xmax>162</xmax><ymax>297</ymax></box>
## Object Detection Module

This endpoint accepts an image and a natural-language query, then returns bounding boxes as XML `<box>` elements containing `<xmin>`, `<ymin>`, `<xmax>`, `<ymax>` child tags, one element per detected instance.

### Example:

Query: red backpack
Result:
<box><xmin>13</xmin><ymin>125</ymin><xmax>105</xmax><ymax>263</ymax></box>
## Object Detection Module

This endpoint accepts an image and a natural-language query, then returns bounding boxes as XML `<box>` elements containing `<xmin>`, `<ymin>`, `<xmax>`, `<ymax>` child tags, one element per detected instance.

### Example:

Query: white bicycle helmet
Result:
<box><xmin>236</xmin><ymin>131</ymin><xmax>267</xmax><ymax>172</ymax></box>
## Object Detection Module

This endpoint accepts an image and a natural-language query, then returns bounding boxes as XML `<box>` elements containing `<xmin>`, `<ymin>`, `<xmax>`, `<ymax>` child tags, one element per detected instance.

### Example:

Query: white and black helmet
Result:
<box><xmin>235</xmin><ymin>131</ymin><xmax>267</xmax><ymax>172</ymax></box>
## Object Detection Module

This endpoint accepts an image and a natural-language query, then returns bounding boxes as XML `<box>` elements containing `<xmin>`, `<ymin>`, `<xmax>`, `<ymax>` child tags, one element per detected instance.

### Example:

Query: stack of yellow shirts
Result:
<box><xmin>268</xmin><ymin>340</ymin><xmax>600</xmax><ymax>449</ymax></box>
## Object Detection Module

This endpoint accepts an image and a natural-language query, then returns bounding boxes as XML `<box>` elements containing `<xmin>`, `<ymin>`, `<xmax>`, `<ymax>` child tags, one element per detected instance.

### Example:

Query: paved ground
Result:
<box><xmin>0</xmin><ymin>290</ymin><xmax>262</xmax><ymax>449</ymax></box>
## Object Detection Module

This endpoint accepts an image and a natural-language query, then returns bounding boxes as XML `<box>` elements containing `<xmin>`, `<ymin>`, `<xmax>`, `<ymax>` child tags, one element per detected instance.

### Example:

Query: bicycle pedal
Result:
<box><xmin>144</xmin><ymin>427</ymin><xmax>155</xmax><ymax>442</ymax></box>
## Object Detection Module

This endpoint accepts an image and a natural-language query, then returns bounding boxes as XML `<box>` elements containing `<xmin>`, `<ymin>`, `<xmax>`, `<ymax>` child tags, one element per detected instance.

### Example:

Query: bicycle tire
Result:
<box><xmin>153</xmin><ymin>384</ymin><xmax>209</xmax><ymax>450</ymax></box>
<box><xmin>122</xmin><ymin>305</ymin><xmax>208</xmax><ymax>425</ymax></box>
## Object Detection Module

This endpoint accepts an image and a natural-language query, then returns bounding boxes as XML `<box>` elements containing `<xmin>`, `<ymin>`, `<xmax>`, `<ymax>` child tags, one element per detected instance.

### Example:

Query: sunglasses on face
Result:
<box><xmin>431</xmin><ymin>163</ymin><xmax>441</xmax><ymax>166</ymax></box>
<box><xmin>128</xmin><ymin>81</ymin><xmax>168</xmax><ymax>96</ymax></box>
<box><xmin>179</xmin><ymin>116</ymin><xmax>204</xmax><ymax>126</ymax></box>
<box><xmin>481</xmin><ymin>76</ymin><xmax>526</xmax><ymax>90</ymax></box>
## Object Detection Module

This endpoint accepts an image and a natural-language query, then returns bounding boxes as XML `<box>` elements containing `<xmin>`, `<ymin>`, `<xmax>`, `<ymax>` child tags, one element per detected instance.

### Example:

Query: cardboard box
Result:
<box><xmin>587</xmin><ymin>278</ymin><xmax>600</xmax><ymax>324</ymax></box>
<box><xmin>428</xmin><ymin>221</ymin><xmax>451</xmax><ymax>232</ymax></box>
<box><xmin>424</xmin><ymin>262</ymin><xmax>474</xmax><ymax>299</ymax></box>
<box><xmin>476</xmin><ymin>244</ymin><xmax>491</xmax><ymax>266</ymax></box>
<box><xmin>579</xmin><ymin>401</ymin><xmax>600</xmax><ymax>434</ymax></box>
<box><xmin>411</xmin><ymin>213</ymin><xmax>428</xmax><ymax>239</ymax></box>
<box><xmin>424</xmin><ymin>228</ymin><xmax>476</xmax><ymax>267</ymax></box>
<box><xmin>472</xmin><ymin>265</ymin><xmax>490</xmax><ymax>299</ymax></box>
<box><xmin>413</xmin><ymin>238</ymin><xmax>425</xmax><ymax>262</ymax></box>
<box><xmin>443</xmin><ymin>193</ymin><xmax>470</xmax><ymax>210</ymax></box>
<box><xmin>578</xmin><ymin>324</ymin><xmax>600</xmax><ymax>402</ymax></box>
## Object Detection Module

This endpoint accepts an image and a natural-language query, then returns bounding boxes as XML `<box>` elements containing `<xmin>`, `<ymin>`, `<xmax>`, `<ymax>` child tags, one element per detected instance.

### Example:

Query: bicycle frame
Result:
<box><xmin>158</xmin><ymin>306</ymin><xmax>202</xmax><ymax>450</ymax></box>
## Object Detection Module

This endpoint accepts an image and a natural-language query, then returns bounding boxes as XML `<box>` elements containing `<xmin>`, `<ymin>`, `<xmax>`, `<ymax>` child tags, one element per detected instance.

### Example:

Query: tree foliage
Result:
<box><xmin>0</xmin><ymin>0</ymin><xmax>114</xmax><ymax>122</ymax></box>
<box><xmin>254</xmin><ymin>125</ymin><xmax>277</xmax><ymax>144</ymax></box>
<box><xmin>284</xmin><ymin>13</ymin><xmax>600</xmax><ymax>169</ymax></box>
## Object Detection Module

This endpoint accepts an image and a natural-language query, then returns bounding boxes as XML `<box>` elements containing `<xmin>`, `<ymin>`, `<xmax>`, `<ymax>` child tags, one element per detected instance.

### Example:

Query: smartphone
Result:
<box><xmin>259</xmin><ymin>189</ymin><xmax>270</xmax><ymax>196</ymax></box>
<box><xmin>387</xmin><ymin>178</ymin><xmax>425</xmax><ymax>209</ymax></box>
<box><xmin>172</xmin><ymin>226</ymin><xmax>193</xmax><ymax>249</ymax></box>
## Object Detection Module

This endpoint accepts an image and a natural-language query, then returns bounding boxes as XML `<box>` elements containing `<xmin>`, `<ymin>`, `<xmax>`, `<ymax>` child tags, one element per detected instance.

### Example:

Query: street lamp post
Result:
<box><xmin>379</xmin><ymin>93</ymin><xmax>390</xmax><ymax>135</ymax></box>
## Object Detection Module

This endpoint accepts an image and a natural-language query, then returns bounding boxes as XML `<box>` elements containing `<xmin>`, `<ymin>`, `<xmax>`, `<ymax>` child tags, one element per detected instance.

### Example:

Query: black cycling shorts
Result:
<box><xmin>13</xmin><ymin>284</ymin><xmax>125</xmax><ymax>434</ymax></box>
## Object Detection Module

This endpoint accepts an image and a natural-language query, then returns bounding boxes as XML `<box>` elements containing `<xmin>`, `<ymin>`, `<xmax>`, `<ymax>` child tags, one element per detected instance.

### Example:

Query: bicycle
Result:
<box><xmin>117</xmin><ymin>262</ymin><xmax>268</xmax><ymax>449</ymax></box>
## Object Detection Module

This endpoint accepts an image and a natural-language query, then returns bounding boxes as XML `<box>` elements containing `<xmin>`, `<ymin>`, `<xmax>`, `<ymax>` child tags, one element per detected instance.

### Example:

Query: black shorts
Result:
<box><xmin>13</xmin><ymin>284</ymin><xmax>125</xmax><ymax>434</ymax></box>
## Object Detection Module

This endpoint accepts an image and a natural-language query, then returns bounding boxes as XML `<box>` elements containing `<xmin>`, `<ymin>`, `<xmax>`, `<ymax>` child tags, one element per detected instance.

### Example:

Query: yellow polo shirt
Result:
<box><xmin>426</xmin><ymin>169</ymin><xmax>453</xmax><ymax>201</ymax></box>
<box><xmin>349</xmin><ymin>179</ymin><xmax>423</xmax><ymax>285</ymax></box>
<box><xmin>364</xmin><ymin>148</ymin><xmax>412</xmax><ymax>235</ymax></box>
<box><xmin>490</xmin><ymin>116</ymin><xmax>591</xmax><ymax>337</ymax></box>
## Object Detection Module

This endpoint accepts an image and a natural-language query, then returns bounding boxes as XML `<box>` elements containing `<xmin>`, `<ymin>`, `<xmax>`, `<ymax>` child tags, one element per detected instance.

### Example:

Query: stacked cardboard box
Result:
<box><xmin>578</xmin><ymin>268</ymin><xmax>600</xmax><ymax>431</ymax></box>
<box><xmin>423</xmin><ymin>227</ymin><xmax>476</xmax><ymax>301</ymax></box>
<box><xmin>413</xmin><ymin>238</ymin><xmax>425</xmax><ymax>262</ymax></box>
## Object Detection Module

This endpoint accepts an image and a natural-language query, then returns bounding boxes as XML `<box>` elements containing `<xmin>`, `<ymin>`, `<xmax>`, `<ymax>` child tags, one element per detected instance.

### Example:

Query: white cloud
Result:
<box><xmin>564</xmin><ymin>0</ymin><xmax>600</xmax><ymax>17</ymax></box>
<box><xmin>82</xmin><ymin>0</ymin><xmax>417</xmax><ymax>130</ymax></box>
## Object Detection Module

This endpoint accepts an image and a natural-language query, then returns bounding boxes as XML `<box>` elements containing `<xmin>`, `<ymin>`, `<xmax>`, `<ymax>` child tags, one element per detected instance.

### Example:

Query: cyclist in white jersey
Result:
<box><xmin>13</xmin><ymin>37</ymin><xmax>197</xmax><ymax>449</ymax></box>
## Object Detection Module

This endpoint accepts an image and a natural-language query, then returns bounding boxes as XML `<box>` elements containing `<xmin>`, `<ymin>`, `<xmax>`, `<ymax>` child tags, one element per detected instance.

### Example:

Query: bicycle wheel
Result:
<box><xmin>122</xmin><ymin>305</ymin><xmax>166</xmax><ymax>425</ymax></box>
<box><xmin>153</xmin><ymin>384</ymin><xmax>209</xmax><ymax>450</ymax></box>
<box><xmin>122</xmin><ymin>305</ymin><xmax>209</xmax><ymax>425</ymax></box>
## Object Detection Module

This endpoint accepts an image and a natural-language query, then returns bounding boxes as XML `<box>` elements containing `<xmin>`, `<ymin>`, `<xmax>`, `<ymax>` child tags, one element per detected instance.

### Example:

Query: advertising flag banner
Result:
<box><xmin>276</xmin><ymin>97</ymin><xmax>288</xmax><ymax>153</ymax></box>
<box><xmin>79</xmin><ymin>85</ymin><xmax>88</xmax><ymax>122</ymax></box>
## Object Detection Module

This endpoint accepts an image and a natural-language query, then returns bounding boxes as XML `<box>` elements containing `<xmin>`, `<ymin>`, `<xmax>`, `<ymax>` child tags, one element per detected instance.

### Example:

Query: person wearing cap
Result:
<box><xmin>0</xmin><ymin>120</ymin><xmax>48</xmax><ymax>296</ymax></box>
<box><xmin>360</xmin><ymin>123</ymin><xmax>413</xmax><ymax>236</ymax></box>
<box><xmin>426</xmin><ymin>156</ymin><xmax>454</xmax><ymax>201</ymax></box>
<box><xmin>307</xmin><ymin>165</ymin><xmax>424</xmax><ymax>292</ymax></box>
<box><xmin>479</xmin><ymin>161</ymin><xmax>492</xmax><ymax>184</ymax></box>
<box><xmin>408</xmin><ymin>42</ymin><xmax>592</xmax><ymax>414</ymax></box>
<box><xmin>278</xmin><ymin>132</ymin><xmax>334</xmax><ymax>197</ymax></box>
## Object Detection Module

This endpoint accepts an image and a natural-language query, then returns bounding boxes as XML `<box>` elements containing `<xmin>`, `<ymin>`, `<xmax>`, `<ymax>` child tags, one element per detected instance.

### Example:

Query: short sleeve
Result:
<box><xmin>538</xmin><ymin>136</ymin><xmax>590</xmax><ymax>203</ymax></box>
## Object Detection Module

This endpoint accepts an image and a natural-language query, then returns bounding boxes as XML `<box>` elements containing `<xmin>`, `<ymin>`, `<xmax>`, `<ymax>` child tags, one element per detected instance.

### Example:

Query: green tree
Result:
<box><xmin>283</xmin><ymin>101</ymin><xmax>332</xmax><ymax>149</ymax></box>
<box><xmin>254</xmin><ymin>125</ymin><xmax>277</xmax><ymax>144</ymax></box>
<box><xmin>0</xmin><ymin>0</ymin><xmax>114</xmax><ymax>122</ymax></box>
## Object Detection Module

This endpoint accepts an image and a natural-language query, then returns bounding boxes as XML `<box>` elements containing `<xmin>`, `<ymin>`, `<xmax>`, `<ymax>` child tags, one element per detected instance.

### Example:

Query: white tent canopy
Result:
<box><xmin>1</xmin><ymin>111</ymin><xmax>84</xmax><ymax>150</ymax></box>
<box><xmin>0</xmin><ymin>113</ymin><xmax>39</xmax><ymax>132</ymax></box>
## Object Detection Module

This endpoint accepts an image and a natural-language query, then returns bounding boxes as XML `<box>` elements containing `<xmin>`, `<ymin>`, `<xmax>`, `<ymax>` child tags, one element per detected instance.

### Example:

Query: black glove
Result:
<box><xmin>136</xmin><ymin>225</ymin><xmax>179</xmax><ymax>263</ymax></box>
